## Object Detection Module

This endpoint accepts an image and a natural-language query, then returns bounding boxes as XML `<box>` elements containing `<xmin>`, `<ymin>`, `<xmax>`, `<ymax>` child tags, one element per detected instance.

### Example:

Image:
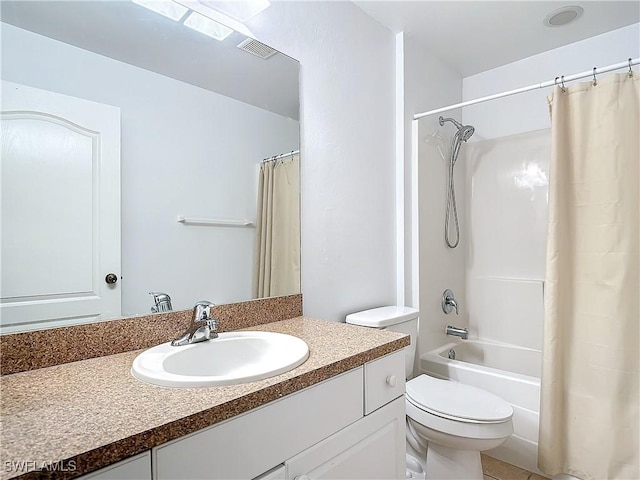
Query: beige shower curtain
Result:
<box><xmin>253</xmin><ymin>154</ymin><xmax>300</xmax><ymax>298</ymax></box>
<box><xmin>539</xmin><ymin>73</ymin><xmax>639</xmax><ymax>479</ymax></box>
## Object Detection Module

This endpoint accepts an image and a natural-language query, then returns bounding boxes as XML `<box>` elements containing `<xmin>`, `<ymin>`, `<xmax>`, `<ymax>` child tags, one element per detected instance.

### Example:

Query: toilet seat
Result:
<box><xmin>406</xmin><ymin>375</ymin><xmax>513</xmax><ymax>424</ymax></box>
<box><xmin>406</xmin><ymin>397</ymin><xmax>513</xmax><ymax>448</ymax></box>
<box><xmin>405</xmin><ymin>376</ymin><xmax>514</xmax><ymax>444</ymax></box>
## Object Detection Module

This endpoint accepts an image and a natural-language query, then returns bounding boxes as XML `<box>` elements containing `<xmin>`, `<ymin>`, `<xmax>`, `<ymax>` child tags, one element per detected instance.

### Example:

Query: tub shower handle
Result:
<box><xmin>442</xmin><ymin>289</ymin><xmax>459</xmax><ymax>315</ymax></box>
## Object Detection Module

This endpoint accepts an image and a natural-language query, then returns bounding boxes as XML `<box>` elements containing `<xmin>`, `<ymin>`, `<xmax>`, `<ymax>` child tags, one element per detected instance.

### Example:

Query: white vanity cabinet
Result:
<box><xmin>152</xmin><ymin>350</ymin><xmax>405</xmax><ymax>480</ymax></box>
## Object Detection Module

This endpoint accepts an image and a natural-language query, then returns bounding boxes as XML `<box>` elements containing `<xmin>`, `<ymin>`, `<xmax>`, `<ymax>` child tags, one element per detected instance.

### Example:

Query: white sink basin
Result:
<box><xmin>131</xmin><ymin>331</ymin><xmax>309</xmax><ymax>388</ymax></box>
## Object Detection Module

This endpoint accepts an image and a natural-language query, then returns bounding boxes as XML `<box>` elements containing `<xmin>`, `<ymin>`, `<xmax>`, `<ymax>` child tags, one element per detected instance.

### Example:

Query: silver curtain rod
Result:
<box><xmin>262</xmin><ymin>149</ymin><xmax>300</xmax><ymax>163</ymax></box>
<box><xmin>414</xmin><ymin>57</ymin><xmax>639</xmax><ymax>120</ymax></box>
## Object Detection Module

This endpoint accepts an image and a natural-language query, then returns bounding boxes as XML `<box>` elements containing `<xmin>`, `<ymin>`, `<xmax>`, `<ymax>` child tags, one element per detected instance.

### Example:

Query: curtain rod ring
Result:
<box><xmin>554</xmin><ymin>76</ymin><xmax>566</xmax><ymax>93</ymax></box>
<box><xmin>554</xmin><ymin>76</ymin><xmax>561</xmax><ymax>92</ymax></box>
<box><xmin>592</xmin><ymin>67</ymin><xmax>597</xmax><ymax>86</ymax></box>
<box><xmin>629</xmin><ymin>58</ymin><xmax>634</xmax><ymax>78</ymax></box>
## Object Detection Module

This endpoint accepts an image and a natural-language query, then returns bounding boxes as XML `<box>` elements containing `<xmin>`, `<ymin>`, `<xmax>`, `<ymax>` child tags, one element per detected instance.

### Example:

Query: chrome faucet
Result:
<box><xmin>442</xmin><ymin>289</ymin><xmax>459</xmax><ymax>315</ymax></box>
<box><xmin>446</xmin><ymin>325</ymin><xmax>468</xmax><ymax>340</ymax></box>
<box><xmin>150</xmin><ymin>292</ymin><xmax>173</xmax><ymax>313</ymax></box>
<box><xmin>171</xmin><ymin>301</ymin><xmax>218</xmax><ymax>347</ymax></box>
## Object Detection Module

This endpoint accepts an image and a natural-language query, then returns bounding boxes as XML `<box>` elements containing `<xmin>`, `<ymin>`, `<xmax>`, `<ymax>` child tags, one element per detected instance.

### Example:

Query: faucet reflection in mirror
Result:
<box><xmin>149</xmin><ymin>292</ymin><xmax>173</xmax><ymax>313</ymax></box>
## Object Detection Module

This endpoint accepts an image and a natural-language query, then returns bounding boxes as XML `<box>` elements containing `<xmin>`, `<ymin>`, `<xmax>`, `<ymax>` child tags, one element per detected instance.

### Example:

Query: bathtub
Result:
<box><xmin>420</xmin><ymin>340</ymin><xmax>545</xmax><ymax>475</ymax></box>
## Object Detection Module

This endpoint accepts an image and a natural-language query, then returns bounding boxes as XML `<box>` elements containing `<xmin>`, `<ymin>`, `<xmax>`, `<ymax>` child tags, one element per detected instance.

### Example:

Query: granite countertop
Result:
<box><xmin>0</xmin><ymin>316</ymin><xmax>409</xmax><ymax>479</ymax></box>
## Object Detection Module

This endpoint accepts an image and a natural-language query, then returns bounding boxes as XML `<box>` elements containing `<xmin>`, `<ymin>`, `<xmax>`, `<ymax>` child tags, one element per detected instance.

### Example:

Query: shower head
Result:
<box><xmin>439</xmin><ymin>116</ymin><xmax>475</xmax><ymax>143</ymax></box>
<box><xmin>458</xmin><ymin>125</ymin><xmax>475</xmax><ymax>142</ymax></box>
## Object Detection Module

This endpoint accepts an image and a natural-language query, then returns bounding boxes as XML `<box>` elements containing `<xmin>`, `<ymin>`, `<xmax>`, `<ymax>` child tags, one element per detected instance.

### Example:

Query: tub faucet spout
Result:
<box><xmin>446</xmin><ymin>325</ymin><xmax>468</xmax><ymax>340</ymax></box>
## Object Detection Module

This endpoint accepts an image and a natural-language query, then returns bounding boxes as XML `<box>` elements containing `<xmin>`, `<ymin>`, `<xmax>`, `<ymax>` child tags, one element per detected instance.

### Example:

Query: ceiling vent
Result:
<box><xmin>237</xmin><ymin>38</ymin><xmax>277</xmax><ymax>59</ymax></box>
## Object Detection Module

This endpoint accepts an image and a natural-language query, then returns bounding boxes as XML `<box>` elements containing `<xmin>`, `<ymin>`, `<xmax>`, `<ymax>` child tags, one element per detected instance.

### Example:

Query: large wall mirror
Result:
<box><xmin>0</xmin><ymin>1</ymin><xmax>300</xmax><ymax>333</ymax></box>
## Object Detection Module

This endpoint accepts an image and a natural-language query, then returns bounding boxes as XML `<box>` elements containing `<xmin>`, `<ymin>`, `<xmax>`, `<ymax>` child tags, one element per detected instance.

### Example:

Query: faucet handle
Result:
<box><xmin>442</xmin><ymin>289</ymin><xmax>459</xmax><ymax>315</ymax></box>
<box><xmin>193</xmin><ymin>300</ymin><xmax>216</xmax><ymax>321</ymax></box>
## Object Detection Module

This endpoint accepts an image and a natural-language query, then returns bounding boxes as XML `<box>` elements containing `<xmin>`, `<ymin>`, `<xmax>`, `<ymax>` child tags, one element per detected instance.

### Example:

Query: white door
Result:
<box><xmin>1</xmin><ymin>81</ymin><xmax>121</xmax><ymax>332</ymax></box>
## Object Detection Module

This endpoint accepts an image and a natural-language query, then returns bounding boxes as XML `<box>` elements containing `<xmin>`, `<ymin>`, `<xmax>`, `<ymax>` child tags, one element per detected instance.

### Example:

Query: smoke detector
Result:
<box><xmin>544</xmin><ymin>5</ymin><xmax>584</xmax><ymax>27</ymax></box>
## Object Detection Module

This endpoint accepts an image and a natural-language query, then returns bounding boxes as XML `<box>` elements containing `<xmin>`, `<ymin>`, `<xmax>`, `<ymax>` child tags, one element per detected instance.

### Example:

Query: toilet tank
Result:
<box><xmin>345</xmin><ymin>306</ymin><xmax>419</xmax><ymax>379</ymax></box>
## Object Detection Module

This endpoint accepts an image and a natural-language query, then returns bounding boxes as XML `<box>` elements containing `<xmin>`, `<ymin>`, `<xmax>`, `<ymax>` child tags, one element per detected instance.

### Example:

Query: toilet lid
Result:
<box><xmin>406</xmin><ymin>375</ymin><xmax>513</xmax><ymax>423</ymax></box>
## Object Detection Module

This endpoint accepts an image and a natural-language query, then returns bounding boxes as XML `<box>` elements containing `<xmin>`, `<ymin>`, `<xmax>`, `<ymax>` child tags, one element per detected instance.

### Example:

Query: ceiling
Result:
<box><xmin>353</xmin><ymin>1</ymin><xmax>640</xmax><ymax>77</ymax></box>
<box><xmin>2</xmin><ymin>1</ymin><xmax>636</xmax><ymax>109</ymax></box>
<box><xmin>0</xmin><ymin>1</ymin><xmax>300</xmax><ymax>120</ymax></box>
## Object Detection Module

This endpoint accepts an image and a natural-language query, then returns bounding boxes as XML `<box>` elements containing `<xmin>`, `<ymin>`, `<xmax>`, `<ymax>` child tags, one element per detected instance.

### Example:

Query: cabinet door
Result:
<box><xmin>77</xmin><ymin>452</ymin><xmax>151</xmax><ymax>480</ymax></box>
<box><xmin>286</xmin><ymin>396</ymin><xmax>405</xmax><ymax>480</ymax></box>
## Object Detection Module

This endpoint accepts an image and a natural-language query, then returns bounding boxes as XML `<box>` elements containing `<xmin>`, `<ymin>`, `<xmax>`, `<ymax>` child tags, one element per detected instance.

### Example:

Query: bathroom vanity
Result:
<box><xmin>0</xmin><ymin>316</ymin><xmax>408</xmax><ymax>480</ymax></box>
<box><xmin>83</xmin><ymin>352</ymin><xmax>405</xmax><ymax>480</ymax></box>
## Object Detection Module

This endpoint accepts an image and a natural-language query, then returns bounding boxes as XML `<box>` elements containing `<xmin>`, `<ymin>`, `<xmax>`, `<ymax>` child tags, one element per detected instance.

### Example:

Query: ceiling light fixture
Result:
<box><xmin>131</xmin><ymin>0</ymin><xmax>189</xmax><ymax>21</ymax></box>
<box><xmin>175</xmin><ymin>0</ymin><xmax>255</xmax><ymax>38</ymax></box>
<box><xmin>196</xmin><ymin>0</ymin><xmax>270</xmax><ymax>22</ymax></box>
<box><xmin>183</xmin><ymin>11</ymin><xmax>233</xmax><ymax>40</ymax></box>
<box><xmin>543</xmin><ymin>5</ymin><xmax>584</xmax><ymax>27</ymax></box>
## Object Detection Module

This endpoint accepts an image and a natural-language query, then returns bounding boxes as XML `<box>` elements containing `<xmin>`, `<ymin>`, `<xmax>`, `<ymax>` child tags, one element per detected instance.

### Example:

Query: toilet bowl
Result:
<box><xmin>345</xmin><ymin>306</ymin><xmax>514</xmax><ymax>480</ymax></box>
<box><xmin>405</xmin><ymin>374</ymin><xmax>513</xmax><ymax>479</ymax></box>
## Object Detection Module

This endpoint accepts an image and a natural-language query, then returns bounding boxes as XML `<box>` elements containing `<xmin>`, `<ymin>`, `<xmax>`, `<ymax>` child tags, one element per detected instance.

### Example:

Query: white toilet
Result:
<box><xmin>346</xmin><ymin>306</ymin><xmax>513</xmax><ymax>480</ymax></box>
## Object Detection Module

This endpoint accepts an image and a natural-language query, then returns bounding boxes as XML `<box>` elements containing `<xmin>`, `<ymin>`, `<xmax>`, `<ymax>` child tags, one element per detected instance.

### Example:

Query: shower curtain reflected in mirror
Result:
<box><xmin>540</xmin><ymin>73</ymin><xmax>639</xmax><ymax>479</ymax></box>
<box><xmin>253</xmin><ymin>154</ymin><xmax>300</xmax><ymax>298</ymax></box>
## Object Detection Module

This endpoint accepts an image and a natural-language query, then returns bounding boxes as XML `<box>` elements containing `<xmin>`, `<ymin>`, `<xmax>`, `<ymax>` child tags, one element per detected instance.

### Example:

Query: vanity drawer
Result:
<box><xmin>364</xmin><ymin>349</ymin><xmax>405</xmax><ymax>414</ymax></box>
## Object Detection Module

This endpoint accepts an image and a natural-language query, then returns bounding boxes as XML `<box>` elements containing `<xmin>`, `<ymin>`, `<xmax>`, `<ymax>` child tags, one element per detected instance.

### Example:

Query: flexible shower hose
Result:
<box><xmin>445</xmin><ymin>137</ymin><xmax>462</xmax><ymax>248</ymax></box>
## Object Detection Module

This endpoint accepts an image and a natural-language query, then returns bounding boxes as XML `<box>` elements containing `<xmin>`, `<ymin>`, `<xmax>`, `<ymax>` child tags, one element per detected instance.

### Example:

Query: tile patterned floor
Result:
<box><xmin>482</xmin><ymin>455</ymin><xmax>550</xmax><ymax>480</ymax></box>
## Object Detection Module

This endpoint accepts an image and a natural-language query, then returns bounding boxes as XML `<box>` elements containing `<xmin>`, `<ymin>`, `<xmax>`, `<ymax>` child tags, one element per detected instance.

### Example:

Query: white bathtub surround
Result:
<box><xmin>466</xmin><ymin>277</ymin><xmax>545</xmax><ymax>351</ymax></box>
<box><xmin>463</xmin><ymin>129</ymin><xmax>550</xmax><ymax>352</ymax></box>
<box><xmin>421</xmin><ymin>340</ymin><xmax>545</xmax><ymax>476</ymax></box>
<box><xmin>540</xmin><ymin>73</ymin><xmax>639</xmax><ymax>479</ymax></box>
<box><xmin>463</xmin><ymin>129</ymin><xmax>550</xmax><ymax>282</ymax></box>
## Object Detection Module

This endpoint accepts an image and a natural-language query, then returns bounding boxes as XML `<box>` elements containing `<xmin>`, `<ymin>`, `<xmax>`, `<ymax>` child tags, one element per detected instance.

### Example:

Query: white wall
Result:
<box><xmin>250</xmin><ymin>2</ymin><xmax>397</xmax><ymax>321</ymax></box>
<box><xmin>461</xmin><ymin>23</ymin><xmax>640</xmax><ymax>350</ymax></box>
<box><xmin>400</xmin><ymin>35</ymin><xmax>465</xmax><ymax>355</ymax></box>
<box><xmin>1</xmin><ymin>23</ymin><xmax>299</xmax><ymax>315</ymax></box>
